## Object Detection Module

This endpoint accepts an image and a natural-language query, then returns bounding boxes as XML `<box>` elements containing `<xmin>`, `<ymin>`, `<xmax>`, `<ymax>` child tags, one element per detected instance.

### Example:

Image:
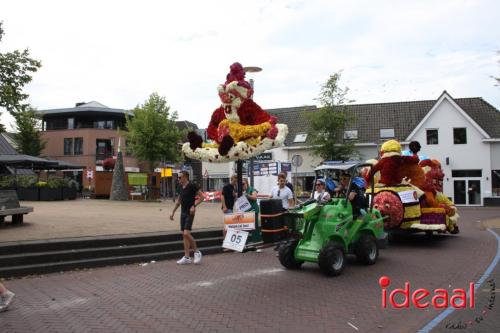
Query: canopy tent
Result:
<box><xmin>0</xmin><ymin>155</ymin><xmax>84</xmax><ymax>173</ymax></box>
<box><xmin>0</xmin><ymin>154</ymin><xmax>58</xmax><ymax>169</ymax></box>
<box><xmin>42</xmin><ymin>159</ymin><xmax>84</xmax><ymax>170</ymax></box>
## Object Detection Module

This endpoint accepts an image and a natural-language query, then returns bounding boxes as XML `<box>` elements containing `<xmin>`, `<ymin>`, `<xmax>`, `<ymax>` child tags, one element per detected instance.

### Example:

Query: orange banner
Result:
<box><xmin>223</xmin><ymin>212</ymin><xmax>255</xmax><ymax>230</ymax></box>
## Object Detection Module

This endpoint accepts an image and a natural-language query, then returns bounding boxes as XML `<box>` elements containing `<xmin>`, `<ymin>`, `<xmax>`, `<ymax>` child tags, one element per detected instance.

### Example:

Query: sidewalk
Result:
<box><xmin>0</xmin><ymin>199</ymin><xmax>224</xmax><ymax>243</ymax></box>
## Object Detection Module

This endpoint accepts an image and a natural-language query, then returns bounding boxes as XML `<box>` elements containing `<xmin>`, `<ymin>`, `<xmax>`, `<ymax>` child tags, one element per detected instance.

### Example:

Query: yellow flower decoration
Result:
<box><xmin>219</xmin><ymin>119</ymin><xmax>271</xmax><ymax>144</ymax></box>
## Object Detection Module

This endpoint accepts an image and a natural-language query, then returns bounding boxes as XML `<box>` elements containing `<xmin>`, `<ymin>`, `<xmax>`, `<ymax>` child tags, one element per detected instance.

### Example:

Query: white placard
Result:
<box><xmin>234</xmin><ymin>195</ymin><xmax>252</xmax><ymax>212</ymax></box>
<box><xmin>223</xmin><ymin>229</ymin><xmax>249</xmax><ymax>252</ymax></box>
<box><xmin>398</xmin><ymin>190</ymin><xmax>419</xmax><ymax>204</ymax></box>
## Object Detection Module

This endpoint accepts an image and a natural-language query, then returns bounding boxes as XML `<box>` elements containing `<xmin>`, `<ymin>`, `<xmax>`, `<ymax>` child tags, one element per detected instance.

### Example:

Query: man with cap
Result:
<box><xmin>335</xmin><ymin>172</ymin><xmax>368</xmax><ymax>219</ymax></box>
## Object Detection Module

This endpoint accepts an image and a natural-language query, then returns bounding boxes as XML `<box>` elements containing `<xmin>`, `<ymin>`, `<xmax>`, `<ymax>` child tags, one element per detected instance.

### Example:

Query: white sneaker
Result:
<box><xmin>176</xmin><ymin>256</ymin><xmax>192</xmax><ymax>265</ymax></box>
<box><xmin>193</xmin><ymin>250</ymin><xmax>202</xmax><ymax>264</ymax></box>
<box><xmin>0</xmin><ymin>290</ymin><xmax>15</xmax><ymax>312</ymax></box>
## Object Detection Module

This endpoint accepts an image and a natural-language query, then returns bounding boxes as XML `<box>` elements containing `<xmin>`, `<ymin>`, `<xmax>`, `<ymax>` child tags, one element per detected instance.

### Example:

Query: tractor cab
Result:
<box><xmin>279</xmin><ymin>163</ymin><xmax>388</xmax><ymax>277</ymax></box>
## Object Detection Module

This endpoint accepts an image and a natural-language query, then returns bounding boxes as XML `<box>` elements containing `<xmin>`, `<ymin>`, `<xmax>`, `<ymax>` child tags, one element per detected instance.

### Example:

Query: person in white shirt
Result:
<box><xmin>270</xmin><ymin>172</ymin><xmax>294</xmax><ymax>209</ymax></box>
<box><xmin>313</xmin><ymin>178</ymin><xmax>331</xmax><ymax>203</ymax></box>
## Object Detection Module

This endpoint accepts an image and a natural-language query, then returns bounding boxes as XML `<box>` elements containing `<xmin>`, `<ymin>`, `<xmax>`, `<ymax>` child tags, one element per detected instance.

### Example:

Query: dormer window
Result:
<box><xmin>293</xmin><ymin>133</ymin><xmax>308</xmax><ymax>143</ymax></box>
<box><xmin>344</xmin><ymin>130</ymin><xmax>358</xmax><ymax>140</ymax></box>
<box><xmin>380</xmin><ymin>128</ymin><xmax>395</xmax><ymax>138</ymax></box>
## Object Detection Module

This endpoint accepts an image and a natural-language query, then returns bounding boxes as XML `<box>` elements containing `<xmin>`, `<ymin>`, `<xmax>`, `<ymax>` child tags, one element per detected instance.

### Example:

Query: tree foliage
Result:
<box><xmin>0</xmin><ymin>22</ymin><xmax>42</xmax><ymax>128</ymax></box>
<box><xmin>305</xmin><ymin>71</ymin><xmax>358</xmax><ymax>161</ymax></box>
<box><xmin>125</xmin><ymin>93</ymin><xmax>182</xmax><ymax>171</ymax></box>
<box><xmin>13</xmin><ymin>106</ymin><xmax>46</xmax><ymax>156</ymax></box>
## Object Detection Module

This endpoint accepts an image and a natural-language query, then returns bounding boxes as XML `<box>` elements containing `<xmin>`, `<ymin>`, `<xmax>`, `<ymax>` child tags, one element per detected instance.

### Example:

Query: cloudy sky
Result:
<box><xmin>1</xmin><ymin>0</ymin><xmax>499</xmax><ymax>131</ymax></box>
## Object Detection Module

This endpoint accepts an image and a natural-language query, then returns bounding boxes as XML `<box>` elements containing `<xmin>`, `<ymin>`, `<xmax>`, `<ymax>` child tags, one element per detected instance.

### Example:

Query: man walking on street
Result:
<box><xmin>170</xmin><ymin>171</ymin><xmax>204</xmax><ymax>265</ymax></box>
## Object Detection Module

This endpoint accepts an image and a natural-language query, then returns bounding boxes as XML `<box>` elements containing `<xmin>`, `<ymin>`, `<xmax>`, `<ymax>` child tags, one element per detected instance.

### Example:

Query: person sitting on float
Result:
<box><xmin>335</xmin><ymin>172</ymin><xmax>368</xmax><ymax>219</ymax></box>
<box><xmin>313</xmin><ymin>178</ymin><xmax>331</xmax><ymax>203</ymax></box>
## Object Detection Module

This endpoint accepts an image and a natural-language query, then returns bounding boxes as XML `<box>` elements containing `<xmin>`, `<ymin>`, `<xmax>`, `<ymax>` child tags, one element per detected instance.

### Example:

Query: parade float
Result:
<box><xmin>183</xmin><ymin>62</ymin><xmax>288</xmax><ymax>163</ymax></box>
<box><xmin>365</xmin><ymin>139</ymin><xmax>460</xmax><ymax>235</ymax></box>
<box><xmin>182</xmin><ymin>62</ymin><xmax>289</xmax><ymax>249</ymax></box>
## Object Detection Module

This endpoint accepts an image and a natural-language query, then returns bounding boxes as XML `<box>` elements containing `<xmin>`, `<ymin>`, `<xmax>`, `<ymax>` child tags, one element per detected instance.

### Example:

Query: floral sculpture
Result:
<box><xmin>183</xmin><ymin>62</ymin><xmax>288</xmax><ymax>162</ymax></box>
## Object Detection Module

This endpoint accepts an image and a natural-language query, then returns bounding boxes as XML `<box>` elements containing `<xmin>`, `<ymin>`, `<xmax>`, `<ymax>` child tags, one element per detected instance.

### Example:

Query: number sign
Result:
<box><xmin>223</xmin><ymin>229</ymin><xmax>249</xmax><ymax>252</ymax></box>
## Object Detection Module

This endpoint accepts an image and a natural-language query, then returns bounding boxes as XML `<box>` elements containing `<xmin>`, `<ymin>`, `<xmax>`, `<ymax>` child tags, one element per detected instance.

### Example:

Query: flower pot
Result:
<box><xmin>39</xmin><ymin>187</ymin><xmax>63</xmax><ymax>201</ymax></box>
<box><xmin>17</xmin><ymin>187</ymin><xmax>39</xmax><ymax>201</ymax></box>
<box><xmin>63</xmin><ymin>187</ymin><xmax>77</xmax><ymax>200</ymax></box>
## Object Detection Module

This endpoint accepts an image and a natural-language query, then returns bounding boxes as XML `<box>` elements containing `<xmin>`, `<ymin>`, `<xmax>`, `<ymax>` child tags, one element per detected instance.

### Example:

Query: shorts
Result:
<box><xmin>180</xmin><ymin>212</ymin><xmax>194</xmax><ymax>231</ymax></box>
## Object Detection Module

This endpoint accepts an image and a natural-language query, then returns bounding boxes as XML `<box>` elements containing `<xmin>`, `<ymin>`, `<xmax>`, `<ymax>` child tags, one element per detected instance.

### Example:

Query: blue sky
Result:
<box><xmin>1</xmin><ymin>0</ymin><xmax>499</xmax><ymax>130</ymax></box>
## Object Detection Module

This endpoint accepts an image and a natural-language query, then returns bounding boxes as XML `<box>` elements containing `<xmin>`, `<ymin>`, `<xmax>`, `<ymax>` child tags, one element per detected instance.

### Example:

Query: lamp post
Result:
<box><xmin>243</xmin><ymin>66</ymin><xmax>262</xmax><ymax>188</ymax></box>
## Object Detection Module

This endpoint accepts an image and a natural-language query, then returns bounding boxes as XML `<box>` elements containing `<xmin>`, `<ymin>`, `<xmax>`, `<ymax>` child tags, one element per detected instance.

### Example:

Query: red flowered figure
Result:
<box><xmin>369</xmin><ymin>139</ymin><xmax>420</xmax><ymax>186</ymax></box>
<box><xmin>186</xmin><ymin>62</ymin><xmax>285</xmax><ymax>160</ymax></box>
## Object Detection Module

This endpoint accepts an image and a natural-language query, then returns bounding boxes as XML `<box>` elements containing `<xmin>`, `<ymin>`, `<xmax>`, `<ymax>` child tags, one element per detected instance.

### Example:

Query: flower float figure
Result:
<box><xmin>183</xmin><ymin>62</ymin><xmax>288</xmax><ymax>162</ymax></box>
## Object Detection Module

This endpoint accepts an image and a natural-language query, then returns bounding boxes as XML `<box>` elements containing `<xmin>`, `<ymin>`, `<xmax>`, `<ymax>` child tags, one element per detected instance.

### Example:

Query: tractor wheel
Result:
<box><xmin>318</xmin><ymin>241</ymin><xmax>346</xmax><ymax>276</ymax></box>
<box><xmin>355</xmin><ymin>234</ymin><xmax>378</xmax><ymax>265</ymax></box>
<box><xmin>279</xmin><ymin>240</ymin><xmax>303</xmax><ymax>269</ymax></box>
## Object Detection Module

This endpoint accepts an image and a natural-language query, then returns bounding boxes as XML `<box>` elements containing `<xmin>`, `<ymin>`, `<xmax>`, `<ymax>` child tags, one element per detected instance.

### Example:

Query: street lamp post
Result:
<box><xmin>243</xmin><ymin>66</ymin><xmax>262</xmax><ymax>188</ymax></box>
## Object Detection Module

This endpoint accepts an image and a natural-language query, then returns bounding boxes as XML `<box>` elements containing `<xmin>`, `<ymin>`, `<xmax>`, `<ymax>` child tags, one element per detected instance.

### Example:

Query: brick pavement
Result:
<box><xmin>430</xmin><ymin>227</ymin><xmax>500</xmax><ymax>333</ymax></box>
<box><xmin>0</xmin><ymin>207</ymin><xmax>499</xmax><ymax>332</ymax></box>
<box><xmin>0</xmin><ymin>199</ymin><xmax>224</xmax><ymax>243</ymax></box>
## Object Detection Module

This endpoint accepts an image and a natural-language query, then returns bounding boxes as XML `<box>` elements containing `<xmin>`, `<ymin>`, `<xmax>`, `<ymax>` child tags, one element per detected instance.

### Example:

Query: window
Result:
<box><xmin>74</xmin><ymin>137</ymin><xmax>83</xmax><ymax>155</ymax></box>
<box><xmin>453</xmin><ymin>128</ymin><xmax>467</xmax><ymax>144</ymax></box>
<box><xmin>380</xmin><ymin>128</ymin><xmax>395</xmax><ymax>138</ymax></box>
<box><xmin>426</xmin><ymin>129</ymin><xmax>438</xmax><ymax>145</ymax></box>
<box><xmin>105</xmin><ymin>120</ymin><xmax>114</xmax><ymax>129</ymax></box>
<box><xmin>293</xmin><ymin>133</ymin><xmax>308</xmax><ymax>143</ymax></box>
<box><xmin>64</xmin><ymin>138</ymin><xmax>73</xmax><ymax>155</ymax></box>
<box><xmin>451</xmin><ymin>169</ymin><xmax>482</xmax><ymax>177</ymax></box>
<box><xmin>94</xmin><ymin>120</ymin><xmax>105</xmax><ymax>129</ymax></box>
<box><xmin>67</xmin><ymin>118</ymin><xmax>74</xmax><ymax>129</ymax></box>
<box><xmin>492</xmin><ymin>170</ymin><xmax>500</xmax><ymax>197</ymax></box>
<box><xmin>344</xmin><ymin>130</ymin><xmax>358</xmax><ymax>140</ymax></box>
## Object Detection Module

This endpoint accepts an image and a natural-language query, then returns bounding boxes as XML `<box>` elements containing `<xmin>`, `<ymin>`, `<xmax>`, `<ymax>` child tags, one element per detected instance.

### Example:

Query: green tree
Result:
<box><xmin>305</xmin><ymin>71</ymin><xmax>358</xmax><ymax>161</ymax></box>
<box><xmin>125</xmin><ymin>93</ymin><xmax>182</xmax><ymax>171</ymax></box>
<box><xmin>13</xmin><ymin>106</ymin><xmax>46</xmax><ymax>156</ymax></box>
<box><xmin>0</xmin><ymin>22</ymin><xmax>42</xmax><ymax>130</ymax></box>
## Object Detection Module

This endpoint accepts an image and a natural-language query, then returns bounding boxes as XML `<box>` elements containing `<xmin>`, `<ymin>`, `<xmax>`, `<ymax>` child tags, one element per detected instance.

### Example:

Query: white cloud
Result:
<box><xmin>1</xmin><ymin>0</ymin><xmax>499</xmax><ymax>131</ymax></box>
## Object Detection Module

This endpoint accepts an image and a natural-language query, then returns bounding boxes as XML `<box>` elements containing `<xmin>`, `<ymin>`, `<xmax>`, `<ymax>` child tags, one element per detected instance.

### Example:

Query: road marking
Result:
<box><xmin>347</xmin><ymin>322</ymin><xmax>359</xmax><ymax>330</ymax></box>
<box><xmin>32</xmin><ymin>297</ymin><xmax>89</xmax><ymax>313</ymax></box>
<box><xmin>417</xmin><ymin>228</ymin><xmax>500</xmax><ymax>333</ymax></box>
<box><xmin>176</xmin><ymin>268</ymin><xmax>284</xmax><ymax>290</ymax></box>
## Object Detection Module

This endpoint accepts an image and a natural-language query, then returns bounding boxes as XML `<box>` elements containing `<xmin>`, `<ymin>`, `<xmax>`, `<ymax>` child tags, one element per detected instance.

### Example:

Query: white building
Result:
<box><xmin>203</xmin><ymin>92</ymin><xmax>500</xmax><ymax>206</ymax></box>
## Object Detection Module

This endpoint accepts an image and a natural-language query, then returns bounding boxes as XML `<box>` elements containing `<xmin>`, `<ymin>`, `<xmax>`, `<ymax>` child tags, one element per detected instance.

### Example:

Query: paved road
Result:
<box><xmin>1</xmin><ymin>208</ymin><xmax>499</xmax><ymax>332</ymax></box>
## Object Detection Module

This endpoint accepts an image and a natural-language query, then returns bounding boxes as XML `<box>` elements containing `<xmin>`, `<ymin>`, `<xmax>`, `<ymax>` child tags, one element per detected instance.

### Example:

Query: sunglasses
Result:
<box><xmin>316</xmin><ymin>183</ymin><xmax>323</xmax><ymax>186</ymax></box>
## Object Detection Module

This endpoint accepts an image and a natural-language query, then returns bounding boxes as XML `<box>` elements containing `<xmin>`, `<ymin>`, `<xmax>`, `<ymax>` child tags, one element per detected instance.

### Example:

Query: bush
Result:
<box><xmin>16</xmin><ymin>175</ymin><xmax>37</xmax><ymax>188</ymax></box>
<box><xmin>0</xmin><ymin>176</ymin><xmax>16</xmax><ymax>188</ymax></box>
<box><xmin>46</xmin><ymin>177</ymin><xmax>70</xmax><ymax>189</ymax></box>
<box><xmin>36</xmin><ymin>181</ymin><xmax>47</xmax><ymax>187</ymax></box>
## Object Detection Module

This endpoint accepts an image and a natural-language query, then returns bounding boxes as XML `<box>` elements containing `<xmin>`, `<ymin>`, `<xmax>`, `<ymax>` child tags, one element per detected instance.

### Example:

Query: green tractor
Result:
<box><xmin>279</xmin><ymin>163</ymin><xmax>388</xmax><ymax>276</ymax></box>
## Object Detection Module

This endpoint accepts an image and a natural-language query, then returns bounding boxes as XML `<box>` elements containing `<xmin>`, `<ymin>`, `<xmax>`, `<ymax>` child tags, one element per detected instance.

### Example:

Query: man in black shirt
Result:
<box><xmin>335</xmin><ymin>173</ymin><xmax>368</xmax><ymax>219</ymax></box>
<box><xmin>222</xmin><ymin>175</ymin><xmax>237</xmax><ymax>213</ymax></box>
<box><xmin>170</xmin><ymin>171</ymin><xmax>204</xmax><ymax>265</ymax></box>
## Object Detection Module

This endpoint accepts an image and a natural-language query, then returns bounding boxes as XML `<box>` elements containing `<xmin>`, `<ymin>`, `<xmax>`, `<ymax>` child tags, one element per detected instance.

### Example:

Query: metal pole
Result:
<box><xmin>237</xmin><ymin>160</ymin><xmax>243</xmax><ymax>197</ymax></box>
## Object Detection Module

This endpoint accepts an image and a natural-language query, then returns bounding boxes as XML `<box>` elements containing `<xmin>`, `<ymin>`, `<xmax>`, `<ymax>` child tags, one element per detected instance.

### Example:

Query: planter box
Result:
<box><xmin>63</xmin><ymin>187</ymin><xmax>77</xmax><ymax>200</ymax></box>
<box><xmin>39</xmin><ymin>187</ymin><xmax>63</xmax><ymax>201</ymax></box>
<box><xmin>17</xmin><ymin>187</ymin><xmax>39</xmax><ymax>201</ymax></box>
